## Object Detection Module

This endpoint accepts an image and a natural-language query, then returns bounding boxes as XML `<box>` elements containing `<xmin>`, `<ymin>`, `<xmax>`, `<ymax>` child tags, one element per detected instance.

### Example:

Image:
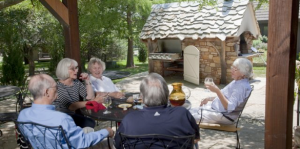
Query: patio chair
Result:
<box><xmin>118</xmin><ymin>132</ymin><xmax>195</xmax><ymax>149</ymax></box>
<box><xmin>198</xmin><ymin>85</ymin><xmax>254</xmax><ymax>149</ymax></box>
<box><xmin>15</xmin><ymin>121</ymin><xmax>72</xmax><ymax>149</ymax></box>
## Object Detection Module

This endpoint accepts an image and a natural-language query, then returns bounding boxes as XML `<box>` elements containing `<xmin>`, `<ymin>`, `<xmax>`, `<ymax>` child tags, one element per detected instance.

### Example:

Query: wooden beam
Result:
<box><xmin>148</xmin><ymin>39</ymin><xmax>154</xmax><ymax>73</ymax></box>
<box><xmin>220</xmin><ymin>41</ymin><xmax>226</xmax><ymax>84</ymax></box>
<box><xmin>39</xmin><ymin>0</ymin><xmax>69</xmax><ymax>26</ymax></box>
<box><xmin>265</xmin><ymin>0</ymin><xmax>298</xmax><ymax>148</ymax></box>
<box><xmin>62</xmin><ymin>0</ymin><xmax>81</xmax><ymax>74</ymax></box>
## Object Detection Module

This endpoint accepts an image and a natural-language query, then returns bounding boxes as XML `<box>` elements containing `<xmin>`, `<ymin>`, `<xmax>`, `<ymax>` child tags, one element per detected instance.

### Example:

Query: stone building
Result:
<box><xmin>140</xmin><ymin>0</ymin><xmax>260</xmax><ymax>85</ymax></box>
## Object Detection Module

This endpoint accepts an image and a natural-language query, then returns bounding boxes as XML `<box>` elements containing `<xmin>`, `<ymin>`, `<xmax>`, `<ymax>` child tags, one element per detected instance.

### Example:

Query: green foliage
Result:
<box><xmin>259</xmin><ymin>35</ymin><xmax>268</xmax><ymax>43</ymax></box>
<box><xmin>252</xmin><ymin>35</ymin><xmax>268</xmax><ymax>51</ymax></box>
<box><xmin>1</xmin><ymin>48</ymin><xmax>25</xmax><ymax>86</ymax></box>
<box><xmin>0</xmin><ymin>8</ymin><xmax>27</xmax><ymax>85</ymax></box>
<box><xmin>138</xmin><ymin>46</ymin><xmax>147</xmax><ymax>63</ymax></box>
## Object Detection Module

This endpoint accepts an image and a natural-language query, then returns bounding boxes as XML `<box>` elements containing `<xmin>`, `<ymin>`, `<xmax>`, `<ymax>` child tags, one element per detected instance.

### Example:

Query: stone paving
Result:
<box><xmin>0</xmin><ymin>71</ymin><xmax>294</xmax><ymax>149</ymax></box>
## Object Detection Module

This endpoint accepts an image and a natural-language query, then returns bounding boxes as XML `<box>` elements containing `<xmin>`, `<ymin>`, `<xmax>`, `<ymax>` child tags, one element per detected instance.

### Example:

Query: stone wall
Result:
<box><xmin>244</xmin><ymin>31</ymin><xmax>255</xmax><ymax>53</ymax></box>
<box><xmin>145</xmin><ymin>38</ymin><xmax>239</xmax><ymax>85</ymax></box>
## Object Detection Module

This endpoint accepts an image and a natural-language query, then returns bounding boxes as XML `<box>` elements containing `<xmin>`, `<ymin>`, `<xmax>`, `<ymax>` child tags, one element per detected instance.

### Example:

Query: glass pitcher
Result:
<box><xmin>169</xmin><ymin>83</ymin><xmax>186</xmax><ymax>106</ymax></box>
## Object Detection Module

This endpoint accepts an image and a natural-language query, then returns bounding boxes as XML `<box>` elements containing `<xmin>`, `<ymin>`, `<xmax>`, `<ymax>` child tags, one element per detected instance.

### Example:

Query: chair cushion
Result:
<box><xmin>199</xmin><ymin>123</ymin><xmax>241</xmax><ymax>132</ymax></box>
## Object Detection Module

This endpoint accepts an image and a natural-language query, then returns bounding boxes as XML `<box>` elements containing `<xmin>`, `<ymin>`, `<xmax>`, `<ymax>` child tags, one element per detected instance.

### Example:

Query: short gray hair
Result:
<box><xmin>88</xmin><ymin>57</ymin><xmax>106</xmax><ymax>72</ymax></box>
<box><xmin>56</xmin><ymin>58</ymin><xmax>78</xmax><ymax>80</ymax></box>
<box><xmin>232</xmin><ymin>58</ymin><xmax>253</xmax><ymax>79</ymax></box>
<box><xmin>28</xmin><ymin>74</ymin><xmax>53</xmax><ymax>100</ymax></box>
<box><xmin>140</xmin><ymin>73</ymin><xmax>169</xmax><ymax>107</ymax></box>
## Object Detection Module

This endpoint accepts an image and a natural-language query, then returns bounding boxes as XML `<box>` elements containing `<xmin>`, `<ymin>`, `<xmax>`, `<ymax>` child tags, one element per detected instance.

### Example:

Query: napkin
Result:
<box><xmin>86</xmin><ymin>101</ymin><xmax>106</xmax><ymax>112</ymax></box>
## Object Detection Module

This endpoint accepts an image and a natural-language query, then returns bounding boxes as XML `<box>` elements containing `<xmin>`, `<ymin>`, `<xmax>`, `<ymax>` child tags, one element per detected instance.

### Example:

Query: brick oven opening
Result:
<box><xmin>240</xmin><ymin>33</ymin><xmax>248</xmax><ymax>54</ymax></box>
<box><xmin>157</xmin><ymin>39</ymin><xmax>182</xmax><ymax>53</ymax></box>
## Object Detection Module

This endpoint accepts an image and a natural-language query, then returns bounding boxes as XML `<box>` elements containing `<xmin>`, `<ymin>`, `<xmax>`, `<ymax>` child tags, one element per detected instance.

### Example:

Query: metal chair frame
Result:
<box><xmin>199</xmin><ymin>85</ymin><xmax>254</xmax><ymax>149</ymax></box>
<box><xmin>118</xmin><ymin>132</ymin><xmax>195</xmax><ymax>149</ymax></box>
<box><xmin>15</xmin><ymin>121</ymin><xmax>72</xmax><ymax>149</ymax></box>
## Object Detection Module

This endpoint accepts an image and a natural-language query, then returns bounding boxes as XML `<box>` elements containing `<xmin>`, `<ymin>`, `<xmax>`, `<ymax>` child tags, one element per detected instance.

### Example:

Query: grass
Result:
<box><xmin>0</xmin><ymin>56</ymin><xmax>266</xmax><ymax>82</ymax></box>
<box><xmin>253</xmin><ymin>66</ymin><xmax>266</xmax><ymax>78</ymax></box>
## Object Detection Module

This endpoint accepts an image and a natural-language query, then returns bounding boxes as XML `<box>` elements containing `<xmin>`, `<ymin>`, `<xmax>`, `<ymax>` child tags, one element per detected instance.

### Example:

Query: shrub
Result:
<box><xmin>138</xmin><ymin>47</ymin><xmax>147</xmax><ymax>63</ymax></box>
<box><xmin>253</xmin><ymin>35</ymin><xmax>268</xmax><ymax>51</ymax></box>
<box><xmin>1</xmin><ymin>49</ymin><xmax>25</xmax><ymax>86</ymax></box>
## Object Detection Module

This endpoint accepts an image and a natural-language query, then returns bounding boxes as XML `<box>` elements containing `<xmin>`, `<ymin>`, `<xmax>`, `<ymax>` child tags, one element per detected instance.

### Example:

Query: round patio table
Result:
<box><xmin>81</xmin><ymin>98</ymin><xmax>191</xmax><ymax>123</ymax></box>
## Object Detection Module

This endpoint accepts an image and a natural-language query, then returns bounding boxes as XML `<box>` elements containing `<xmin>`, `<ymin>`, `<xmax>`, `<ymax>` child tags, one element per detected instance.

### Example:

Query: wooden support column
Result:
<box><xmin>39</xmin><ymin>0</ymin><xmax>69</xmax><ymax>26</ymax></box>
<box><xmin>62</xmin><ymin>0</ymin><xmax>81</xmax><ymax>69</ymax></box>
<box><xmin>265</xmin><ymin>0</ymin><xmax>299</xmax><ymax>148</ymax></box>
<box><xmin>220</xmin><ymin>41</ymin><xmax>226</xmax><ymax>84</ymax></box>
<box><xmin>39</xmin><ymin>0</ymin><xmax>81</xmax><ymax>73</ymax></box>
<box><xmin>148</xmin><ymin>39</ymin><xmax>154</xmax><ymax>73</ymax></box>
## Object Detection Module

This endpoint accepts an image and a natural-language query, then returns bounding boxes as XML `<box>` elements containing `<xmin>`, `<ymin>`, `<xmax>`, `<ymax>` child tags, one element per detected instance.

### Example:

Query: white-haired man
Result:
<box><xmin>114</xmin><ymin>73</ymin><xmax>200</xmax><ymax>148</ymax></box>
<box><xmin>17</xmin><ymin>74</ymin><xmax>114</xmax><ymax>148</ymax></box>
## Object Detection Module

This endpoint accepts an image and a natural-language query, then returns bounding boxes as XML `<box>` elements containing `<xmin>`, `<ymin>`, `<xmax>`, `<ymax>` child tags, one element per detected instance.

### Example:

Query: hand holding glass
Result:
<box><xmin>204</xmin><ymin>77</ymin><xmax>214</xmax><ymax>92</ymax></box>
<box><xmin>117</xmin><ymin>85</ymin><xmax>126</xmax><ymax>99</ymax></box>
<box><xmin>103</xmin><ymin>96</ymin><xmax>112</xmax><ymax>114</ymax></box>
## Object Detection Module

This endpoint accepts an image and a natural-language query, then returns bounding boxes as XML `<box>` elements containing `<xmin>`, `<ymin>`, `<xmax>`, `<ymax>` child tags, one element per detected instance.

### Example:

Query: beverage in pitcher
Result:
<box><xmin>169</xmin><ymin>83</ymin><xmax>185</xmax><ymax>106</ymax></box>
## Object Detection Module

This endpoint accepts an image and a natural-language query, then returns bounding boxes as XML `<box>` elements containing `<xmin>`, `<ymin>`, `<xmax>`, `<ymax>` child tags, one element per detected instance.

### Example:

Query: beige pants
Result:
<box><xmin>83</xmin><ymin>127</ymin><xmax>116</xmax><ymax>149</ymax></box>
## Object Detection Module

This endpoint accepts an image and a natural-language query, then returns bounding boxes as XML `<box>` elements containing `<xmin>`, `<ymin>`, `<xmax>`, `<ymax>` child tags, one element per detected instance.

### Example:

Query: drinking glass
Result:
<box><xmin>132</xmin><ymin>94</ymin><xmax>140</xmax><ymax>108</ymax></box>
<box><xmin>204</xmin><ymin>77</ymin><xmax>214</xmax><ymax>92</ymax></box>
<box><xmin>103</xmin><ymin>96</ymin><xmax>112</xmax><ymax>114</ymax></box>
<box><xmin>117</xmin><ymin>84</ymin><xmax>126</xmax><ymax>99</ymax></box>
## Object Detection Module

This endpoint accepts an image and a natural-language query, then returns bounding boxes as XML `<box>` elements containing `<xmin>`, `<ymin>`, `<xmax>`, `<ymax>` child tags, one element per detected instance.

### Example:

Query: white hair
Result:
<box><xmin>56</xmin><ymin>58</ymin><xmax>78</xmax><ymax>80</ymax></box>
<box><xmin>140</xmin><ymin>73</ymin><xmax>169</xmax><ymax>107</ymax></box>
<box><xmin>28</xmin><ymin>74</ymin><xmax>54</xmax><ymax>99</ymax></box>
<box><xmin>88</xmin><ymin>57</ymin><xmax>106</xmax><ymax>72</ymax></box>
<box><xmin>232</xmin><ymin>58</ymin><xmax>253</xmax><ymax>79</ymax></box>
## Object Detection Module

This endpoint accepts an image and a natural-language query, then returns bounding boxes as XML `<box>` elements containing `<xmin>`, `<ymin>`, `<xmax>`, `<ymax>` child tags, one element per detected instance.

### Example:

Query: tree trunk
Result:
<box><xmin>126</xmin><ymin>7</ymin><xmax>134</xmax><ymax>68</ymax></box>
<box><xmin>28</xmin><ymin>48</ymin><xmax>35</xmax><ymax>76</ymax></box>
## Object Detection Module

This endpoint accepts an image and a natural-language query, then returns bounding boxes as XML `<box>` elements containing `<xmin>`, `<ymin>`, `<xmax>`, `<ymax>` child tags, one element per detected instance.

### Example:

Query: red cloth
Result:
<box><xmin>86</xmin><ymin>101</ymin><xmax>106</xmax><ymax>112</ymax></box>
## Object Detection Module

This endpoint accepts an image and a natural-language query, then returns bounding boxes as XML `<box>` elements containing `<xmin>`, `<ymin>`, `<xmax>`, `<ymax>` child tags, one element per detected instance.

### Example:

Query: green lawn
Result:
<box><xmin>0</xmin><ymin>56</ymin><xmax>266</xmax><ymax>82</ymax></box>
<box><xmin>253</xmin><ymin>66</ymin><xmax>266</xmax><ymax>78</ymax></box>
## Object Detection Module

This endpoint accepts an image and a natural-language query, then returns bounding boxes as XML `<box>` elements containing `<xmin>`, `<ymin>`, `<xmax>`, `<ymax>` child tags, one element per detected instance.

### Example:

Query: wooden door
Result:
<box><xmin>184</xmin><ymin>45</ymin><xmax>200</xmax><ymax>85</ymax></box>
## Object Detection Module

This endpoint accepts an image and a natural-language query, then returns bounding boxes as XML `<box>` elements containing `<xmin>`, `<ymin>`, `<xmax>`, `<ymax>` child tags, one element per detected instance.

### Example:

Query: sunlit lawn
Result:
<box><xmin>0</xmin><ymin>56</ymin><xmax>266</xmax><ymax>82</ymax></box>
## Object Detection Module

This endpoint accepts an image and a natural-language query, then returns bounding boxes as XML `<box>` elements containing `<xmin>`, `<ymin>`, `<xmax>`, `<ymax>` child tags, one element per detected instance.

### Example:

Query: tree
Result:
<box><xmin>0</xmin><ymin>9</ymin><xmax>26</xmax><ymax>85</ymax></box>
<box><xmin>79</xmin><ymin>0</ymin><xmax>152</xmax><ymax>68</ymax></box>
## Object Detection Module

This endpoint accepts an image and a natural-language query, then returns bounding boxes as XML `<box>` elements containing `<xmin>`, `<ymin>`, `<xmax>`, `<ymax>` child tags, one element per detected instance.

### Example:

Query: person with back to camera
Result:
<box><xmin>88</xmin><ymin>57</ymin><xmax>124</xmax><ymax>99</ymax></box>
<box><xmin>17</xmin><ymin>74</ymin><xmax>114</xmax><ymax>149</ymax></box>
<box><xmin>54</xmin><ymin>58</ymin><xmax>104</xmax><ymax>129</ymax></box>
<box><xmin>189</xmin><ymin>58</ymin><xmax>253</xmax><ymax>124</ymax></box>
<box><xmin>114</xmin><ymin>73</ymin><xmax>200</xmax><ymax>148</ymax></box>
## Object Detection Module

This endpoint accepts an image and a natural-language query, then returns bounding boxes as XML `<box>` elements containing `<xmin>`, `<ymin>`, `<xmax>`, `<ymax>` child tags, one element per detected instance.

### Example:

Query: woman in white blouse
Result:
<box><xmin>88</xmin><ymin>58</ymin><xmax>124</xmax><ymax>99</ymax></box>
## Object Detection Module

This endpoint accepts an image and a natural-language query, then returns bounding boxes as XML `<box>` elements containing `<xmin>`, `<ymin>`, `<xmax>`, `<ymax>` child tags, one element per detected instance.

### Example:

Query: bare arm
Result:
<box><xmin>96</xmin><ymin>91</ymin><xmax>124</xmax><ymax>99</ymax></box>
<box><xmin>200</xmin><ymin>97</ymin><xmax>214</xmax><ymax>106</ymax></box>
<box><xmin>68</xmin><ymin>101</ymin><xmax>88</xmax><ymax>111</ymax></box>
<box><xmin>80</xmin><ymin>73</ymin><xmax>95</xmax><ymax>100</ymax></box>
<box><xmin>206</xmin><ymin>84</ymin><xmax>229</xmax><ymax>110</ymax></box>
<box><xmin>68</xmin><ymin>95</ymin><xmax>104</xmax><ymax>111</ymax></box>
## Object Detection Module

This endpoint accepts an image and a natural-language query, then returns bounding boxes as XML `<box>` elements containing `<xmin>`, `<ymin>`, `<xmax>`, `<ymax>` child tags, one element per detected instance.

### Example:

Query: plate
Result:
<box><xmin>118</xmin><ymin>104</ymin><xmax>132</xmax><ymax>109</ymax></box>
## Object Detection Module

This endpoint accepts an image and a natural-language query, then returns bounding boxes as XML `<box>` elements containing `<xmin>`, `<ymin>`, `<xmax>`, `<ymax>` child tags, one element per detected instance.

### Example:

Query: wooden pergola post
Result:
<box><xmin>39</xmin><ymin>0</ymin><xmax>81</xmax><ymax>72</ymax></box>
<box><xmin>265</xmin><ymin>0</ymin><xmax>299</xmax><ymax>148</ymax></box>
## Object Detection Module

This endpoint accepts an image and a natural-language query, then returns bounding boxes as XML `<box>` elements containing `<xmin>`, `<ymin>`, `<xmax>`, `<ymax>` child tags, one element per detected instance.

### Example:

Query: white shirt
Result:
<box><xmin>211</xmin><ymin>79</ymin><xmax>251</xmax><ymax>113</ymax></box>
<box><xmin>90</xmin><ymin>75</ymin><xmax>119</xmax><ymax>92</ymax></box>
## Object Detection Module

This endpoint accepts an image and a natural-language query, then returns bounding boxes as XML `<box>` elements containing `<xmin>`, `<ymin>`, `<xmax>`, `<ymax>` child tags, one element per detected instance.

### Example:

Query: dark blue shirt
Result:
<box><xmin>114</xmin><ymin>105</ymin><xmax>200</xmax><ymax>148</ymax></box>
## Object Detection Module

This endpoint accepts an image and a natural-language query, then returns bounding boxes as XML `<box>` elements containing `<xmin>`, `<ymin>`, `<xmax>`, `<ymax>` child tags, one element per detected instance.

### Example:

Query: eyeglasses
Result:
<box><xmin>231</xmin><ymin>66</ymin><xmax>239</xmax><ymax>72</ymax></box>
<box><xmin>69</xmin><ymin>66</ymin><xmax>79</xmax><ymax>71</ymax></box>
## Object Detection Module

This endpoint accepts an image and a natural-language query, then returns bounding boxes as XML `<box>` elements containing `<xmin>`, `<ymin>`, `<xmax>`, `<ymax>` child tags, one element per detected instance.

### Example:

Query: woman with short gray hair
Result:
<box><xmin>88</xmin><ymin>57</ymin><xmax>124</xmax><ymax>99</ymax></box>
<box><xmin>190</xmin><ymin>58</ymin><xmax>253</xmax><ymax>124</ymax></box>
<box><xmin>54</xmin><ymin>58</ymin><xmax>103</xmax><ymax>128</ymax></box>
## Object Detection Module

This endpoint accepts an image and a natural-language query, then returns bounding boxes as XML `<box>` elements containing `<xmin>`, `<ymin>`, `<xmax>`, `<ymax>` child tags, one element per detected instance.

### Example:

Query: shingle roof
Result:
<box><xmin>140</xmin><ymin>0</ymin><xmax>260</xmax><ymax>41</ymax></box>
<box><xmin>254</xmin><ymin>2</ymin><xmax>300</xmax><ymax>21</ymax></box>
